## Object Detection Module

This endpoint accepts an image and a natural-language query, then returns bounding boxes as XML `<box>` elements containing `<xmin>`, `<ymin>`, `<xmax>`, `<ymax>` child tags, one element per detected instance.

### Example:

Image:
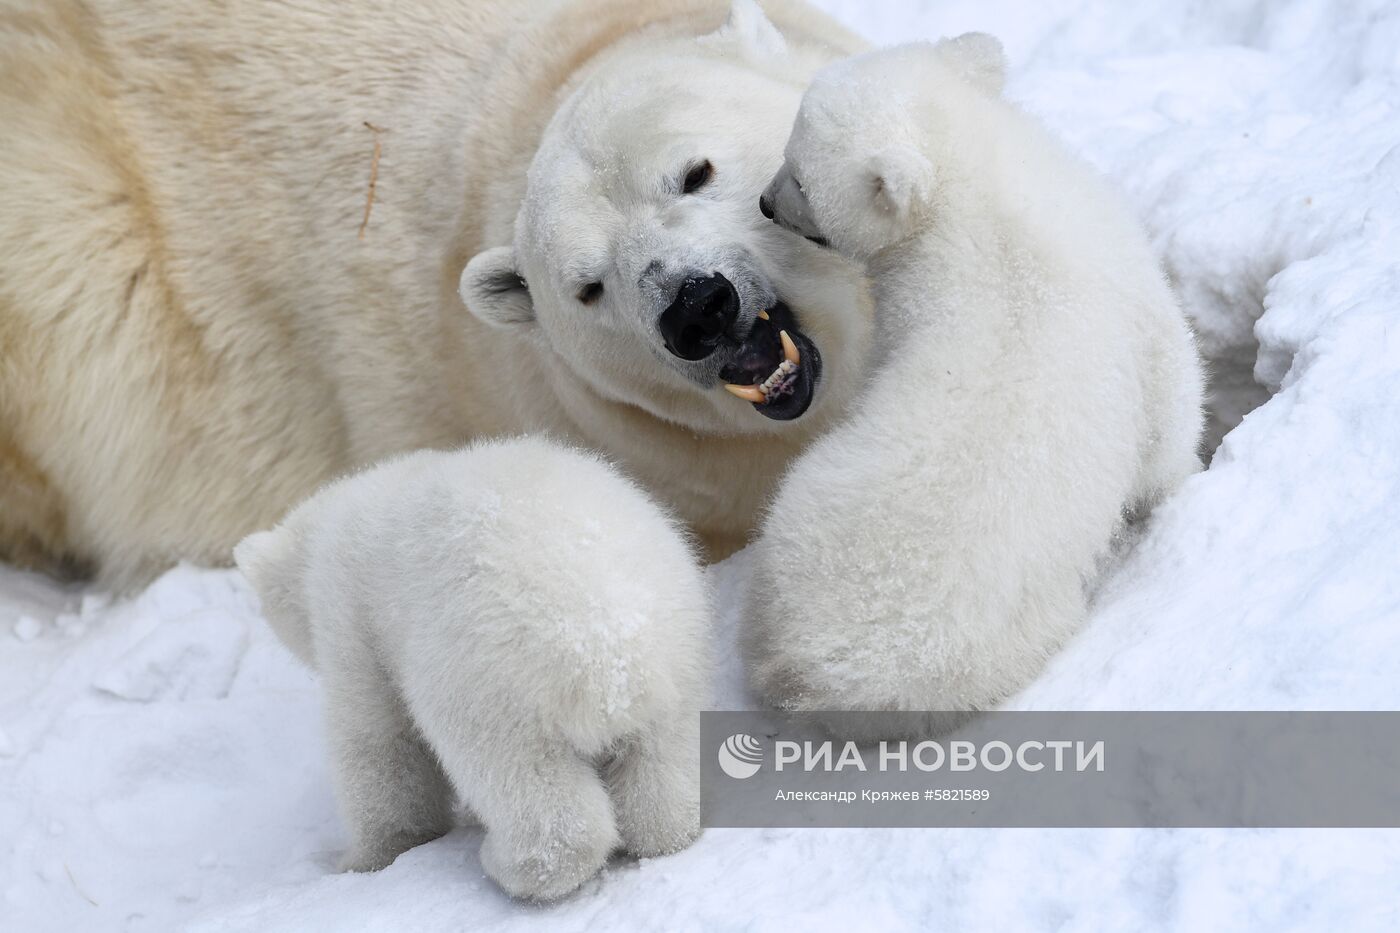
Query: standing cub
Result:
<box><xmin>235</xmin><ymin>438</ymin><xmax>710</xmax><ymax>901</ymax></box>
<box><xmin>747</xmin><ymin>37</ymin><xmax>1204</xmax><ymax>722</ymax></box>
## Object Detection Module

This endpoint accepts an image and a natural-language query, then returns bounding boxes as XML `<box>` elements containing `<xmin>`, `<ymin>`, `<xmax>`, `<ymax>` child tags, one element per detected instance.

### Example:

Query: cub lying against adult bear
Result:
<box><xmin>745</xmin><ymin>36</ymin><xmax>1204</xmax><ymax>721</ymax></box>
<box><xmin>235</xmin><ymin>438</ymin><xmax>710</xmax><ymax>901</ymax></box>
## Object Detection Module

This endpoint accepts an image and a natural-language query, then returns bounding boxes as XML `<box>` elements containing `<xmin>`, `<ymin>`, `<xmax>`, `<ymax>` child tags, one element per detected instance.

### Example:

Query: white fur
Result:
<box><xmin>234</xmin><ymin>438</ymin><xmax>711</xmax><ymax>901</ymax></box>
<box><xmin>453</xmin><ymin>2</ymin><xmax>876</xmax><ymax>557</ymax></box>
<box><xmin>746</xmin><ymin>38</ymin><xmax>1205</xmax><ymax>724</ymax></box>
<box><xmin>1</xmin><ymin>0</ymin><xmax>871</xmax><ymax>587</ymax></box>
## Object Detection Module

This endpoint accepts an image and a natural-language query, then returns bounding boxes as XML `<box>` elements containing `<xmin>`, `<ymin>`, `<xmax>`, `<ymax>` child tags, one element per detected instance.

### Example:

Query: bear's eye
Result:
<box><xmin>682</xmin><ymin>160</ymin><xmax>714</xmax><ymax>194</ymax></box>
<box><xmin>577</xmin><ymin>282</ymin><xmax>604</xmax><ymax>305</ymax></box>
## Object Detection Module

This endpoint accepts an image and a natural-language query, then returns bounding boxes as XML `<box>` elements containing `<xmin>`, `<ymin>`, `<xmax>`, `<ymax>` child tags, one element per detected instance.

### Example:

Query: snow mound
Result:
<box><xmin>4</xmin><ymin>2</ymin><xmax>1399</xmax><ymax>929</ymax></box>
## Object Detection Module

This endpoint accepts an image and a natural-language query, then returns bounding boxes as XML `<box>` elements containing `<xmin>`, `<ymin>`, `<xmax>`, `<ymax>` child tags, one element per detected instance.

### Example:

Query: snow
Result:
<box><xmin>4</xmin><ymin>1</ymin><xmax>1400</xmax><ymax>929</ymax></box>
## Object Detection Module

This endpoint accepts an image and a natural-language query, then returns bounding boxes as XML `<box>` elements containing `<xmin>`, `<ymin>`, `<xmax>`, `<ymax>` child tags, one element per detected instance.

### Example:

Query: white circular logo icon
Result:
<box><xmin>718</xmin><ymin>733</ymin><xmax>764</xmax><ymax>779</ymax></box>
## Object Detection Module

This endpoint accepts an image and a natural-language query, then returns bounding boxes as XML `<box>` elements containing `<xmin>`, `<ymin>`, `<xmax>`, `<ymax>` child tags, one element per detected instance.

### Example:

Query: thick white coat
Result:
<box><xmin>235</xmin><ymin>438</ymin><xmax>711</xmax><ymax>900</ymax></box>
<box><xmin>0</xmin><ymin>0</ymin><xmax>870</xmax><ymax>587</ymax></box>
<box><xmin>746</xmin><ymin>38</ymin><xmax>1205</xmax><ymax>720</ymax></box>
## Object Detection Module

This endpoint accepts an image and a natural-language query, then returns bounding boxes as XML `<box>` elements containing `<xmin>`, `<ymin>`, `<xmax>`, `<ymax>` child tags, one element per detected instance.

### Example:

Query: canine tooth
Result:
<box><xmin>780</xmin><ymin>330</ymin><xmax>801</xmax><ymax>366</ymax></box>
<box><xmin>724</xmin><ymin>383</ymin><xmax>767</xmax><ymax>403</ymax></box>
<box><xmin>757</xmin><ymin>309</ymin><xmax>770</xmax><ymax>321</ymax></box>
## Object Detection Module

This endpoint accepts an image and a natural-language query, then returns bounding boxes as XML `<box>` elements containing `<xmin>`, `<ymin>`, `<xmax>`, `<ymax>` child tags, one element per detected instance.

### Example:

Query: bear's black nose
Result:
<box><xmin>759</xmin><ymin>193</ymin><xmax>775</xmax><ymax>220</ymax></box>
<box><xmin>659</xmin><ymin>273</ymin><xmax>739</xmax><ymax>361</ymax></box>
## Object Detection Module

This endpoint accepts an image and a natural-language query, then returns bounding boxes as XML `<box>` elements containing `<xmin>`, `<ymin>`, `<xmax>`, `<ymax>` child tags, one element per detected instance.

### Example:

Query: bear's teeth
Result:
<box><xmin>758</xmin><ymin>359</ymin><xmax>799</xmax><ymax>395</ymax></box>
<box><xmin>724</xmin><ymin>383</ymin><xmax>767</xmax><ymax>403</ymax></box>
<box><xmin>724</xmin><ymin>349</ymin><xmax>800</xmax><ymax>406</ymax></box>
<box><xmin>780</xmin><ymin>329</ymin><xmax>801</xmax><ymax>366</ymax></box>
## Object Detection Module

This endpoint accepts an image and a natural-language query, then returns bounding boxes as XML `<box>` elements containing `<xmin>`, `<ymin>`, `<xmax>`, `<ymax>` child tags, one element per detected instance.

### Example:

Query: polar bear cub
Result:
<box><xmin>747</xmin><ymin>36</ymin><xmax>1204</xmax><ymax>722</ymax></box>
<box><xmin>234</xmin><ymin>438</ymin><xmax>710</xmax><ymax>901</ymax></box>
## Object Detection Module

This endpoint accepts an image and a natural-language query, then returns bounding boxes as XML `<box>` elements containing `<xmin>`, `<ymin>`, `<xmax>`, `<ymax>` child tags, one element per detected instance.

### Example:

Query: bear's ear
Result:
<box><xmin>459</xmin><ymin>246</ymin><xmax>534</xmax><ymax>328</ymax></box>
<box><xmin>234</xmin><ymin>525</ymin><xmax>317</xmax><ymax>666</ymax></box>
<box><xmin>932</xmin><ymin>32</ymin><xmax>1007</xmax><ymax>97</ymax></box>
<box><xmin>866</xmin><ymin>146</ymin><xmax>933</xmax><ymax>220</ymax></box>
<box><xmin>234</xmin><ymin>527</ymin><xmax>298</xmax><ymax>618</ymax></box>
<box><xmin>705</xmin><ymin>0</ymin><xmax>788</xmax><ymax>62</ymax></box>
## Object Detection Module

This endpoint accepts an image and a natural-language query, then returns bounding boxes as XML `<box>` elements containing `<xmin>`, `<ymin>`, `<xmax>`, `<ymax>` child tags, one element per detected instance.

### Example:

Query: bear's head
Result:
<box><xmin>460</xmin><ymin>0</ymin><xmax>870</xmax><ymax>432</ymax></box>
<box><xmin>761</xmin><ymin>35</ymin><xmax>1007</xmax><ymax>261</ymax></box>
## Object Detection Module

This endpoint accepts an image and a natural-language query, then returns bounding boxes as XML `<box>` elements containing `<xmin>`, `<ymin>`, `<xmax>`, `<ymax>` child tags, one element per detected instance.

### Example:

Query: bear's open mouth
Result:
<box><xmin>717</xmin><ymin>302</ymin><xmax>821</xmax><ymax>421</ymax></box>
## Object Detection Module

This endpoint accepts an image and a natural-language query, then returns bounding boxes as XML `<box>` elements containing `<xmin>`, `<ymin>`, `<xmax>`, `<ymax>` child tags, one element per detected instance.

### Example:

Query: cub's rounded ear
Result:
<box><xmin>705</xmin><ymin>0</ymin><xmax>788</xmax><ymax>62</ymax></box>
<box><xmin>233</xmin><ymin>529</ymin><xmax>280</xmax><ymax>590</ymax></box>
<box><xmin>867</xmin><ymin>146</ymin><xmax>934</xmax><ymax>220</ymax></box>
<box><xmin>234</xmin><ymin>527</ymin><xmax>298</xmax><ymax>614</ymax></box>
<box><xmin>933</xmin><ymin>32</ymin><xmax>1007</xmax><ymax>97</ymax></box>
<box><xmin>459</xmin><ymin>246</ymin><xmax>534</xmax><ymax>328</ymax></box>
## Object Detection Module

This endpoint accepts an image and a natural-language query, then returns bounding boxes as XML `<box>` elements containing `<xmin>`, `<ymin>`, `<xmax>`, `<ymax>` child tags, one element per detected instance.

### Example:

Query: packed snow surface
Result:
<box><xmin>3</xmin><ymin>1</ymin><xmax>1399</xmax><ymax>929</ymax></box>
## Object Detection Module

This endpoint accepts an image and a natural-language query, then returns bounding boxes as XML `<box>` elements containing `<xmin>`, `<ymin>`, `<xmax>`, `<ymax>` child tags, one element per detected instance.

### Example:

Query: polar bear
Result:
<box><xmin>0</xmin><ymin>0</ymin><xmax>869</xmax><ymax>589</ymax></box>
<box><xmin>234</xmin><ymin>438</ymin><xmax>711</xmax><ymax>901</ymax></box>
<box><xmin>745</xmin><ymin>37</ymin><xmax>1205</xmax><ymax>722</ymax></box>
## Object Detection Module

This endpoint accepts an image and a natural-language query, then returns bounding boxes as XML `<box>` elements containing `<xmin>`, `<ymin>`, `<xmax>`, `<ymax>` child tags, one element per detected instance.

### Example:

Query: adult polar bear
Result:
<box><xmin>0</xmin><ymin>0</ymin><xmax>870</xmax><ymax>587</ymax></box>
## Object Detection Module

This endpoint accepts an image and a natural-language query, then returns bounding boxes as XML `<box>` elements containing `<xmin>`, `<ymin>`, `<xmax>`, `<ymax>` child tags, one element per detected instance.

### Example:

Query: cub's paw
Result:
<box><xmin>478</xmin><ymin>814</ymin><xmax>618</xmax><ymax>902</ymax></box>
<box><xmin>602</xmin><ymin>726</ymin><xmax>703</xmax><ymax>859</ymax></box>
<box><xmin>614</xmin><ymin>781</ymin><xmax>700</xmax><ymax>859</ymax></box>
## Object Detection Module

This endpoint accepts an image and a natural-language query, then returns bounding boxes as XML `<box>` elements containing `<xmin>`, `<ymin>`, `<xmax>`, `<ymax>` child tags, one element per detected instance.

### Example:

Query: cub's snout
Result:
<box><xmin>760</xmin><ymin>164</ymin><xmax>827</xmax><ymax>246</ymax></box>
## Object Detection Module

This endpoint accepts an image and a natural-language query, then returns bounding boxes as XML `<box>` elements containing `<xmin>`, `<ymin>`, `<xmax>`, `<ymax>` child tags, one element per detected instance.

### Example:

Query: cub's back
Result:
<box><xmin>339</xmin><ymin>441</ymin><xmax>709</xmax><ymax>745</ymax></box>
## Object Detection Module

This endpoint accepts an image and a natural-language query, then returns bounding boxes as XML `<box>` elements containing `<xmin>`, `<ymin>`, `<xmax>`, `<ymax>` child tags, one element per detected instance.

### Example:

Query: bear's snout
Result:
<box><xmin>762</xmin><ymin>164</ymin><xmax>826</xmax><ymax>247</ymax></box>
<box><xmin>658</xmin><ymin>273</ymin><xmax>740</xmax><ymax>361</ymax></box>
